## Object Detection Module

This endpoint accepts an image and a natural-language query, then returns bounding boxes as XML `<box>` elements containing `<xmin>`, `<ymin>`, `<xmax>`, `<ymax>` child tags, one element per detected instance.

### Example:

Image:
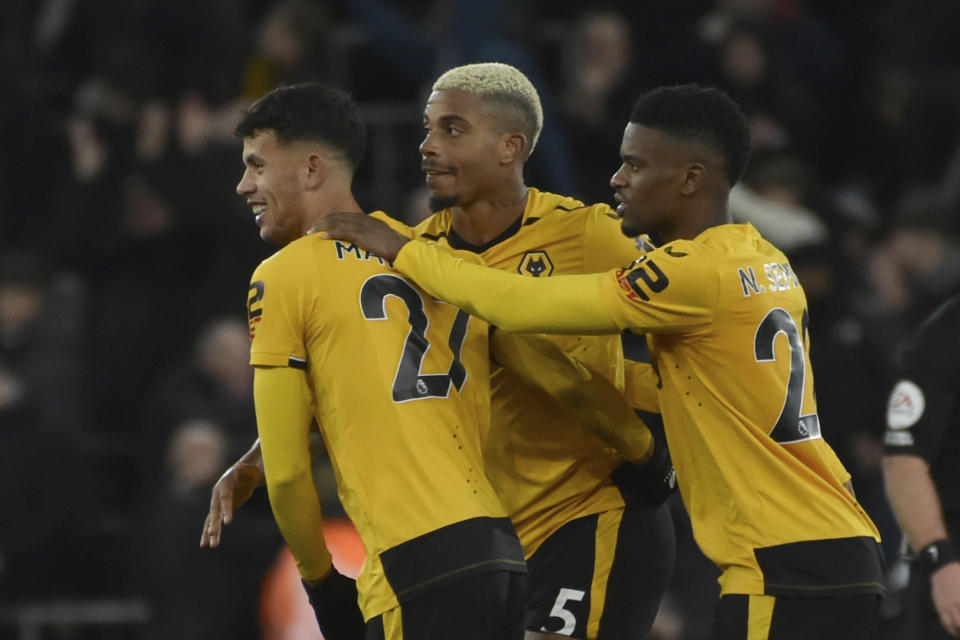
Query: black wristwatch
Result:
<box><xmin>916</xmin><ymin>539</ymin><xmax>960</xmax><ymax>573</ymax></box>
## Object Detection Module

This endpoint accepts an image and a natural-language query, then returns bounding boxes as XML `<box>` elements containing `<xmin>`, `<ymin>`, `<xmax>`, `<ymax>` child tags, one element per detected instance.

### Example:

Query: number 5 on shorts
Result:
<box><xmin>541</xmin><ymin>588</ymin><xmax>586</xmax><ymax>635</ymax></box>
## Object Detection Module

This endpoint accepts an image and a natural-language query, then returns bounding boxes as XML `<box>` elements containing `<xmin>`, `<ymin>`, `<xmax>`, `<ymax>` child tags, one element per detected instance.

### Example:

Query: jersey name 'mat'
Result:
<box><xmin>335</xmin><ymin>240</ymin><xmax>388</xmax><ymax>265</ymax></box>
<box><xmin>737</xmin><ymin>261</ymin><xmax>800</xmax><ymax>297</ymax></box>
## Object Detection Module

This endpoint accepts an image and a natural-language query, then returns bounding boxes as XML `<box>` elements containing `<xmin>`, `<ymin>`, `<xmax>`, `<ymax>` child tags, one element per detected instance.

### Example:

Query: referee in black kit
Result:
<box><xmin>883</xmin><ymin>291</ymin><xmax>960</xmax><ymax>638</ymax></box>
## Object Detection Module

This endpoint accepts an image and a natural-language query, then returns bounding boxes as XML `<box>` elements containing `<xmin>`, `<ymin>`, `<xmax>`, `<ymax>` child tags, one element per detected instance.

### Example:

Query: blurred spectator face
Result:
<box><xmin>745</xmin><ymin>151</ymin><xmax>811</xmax><ymax>206</ymax></box>
<box><xmin>890</xmin><ymin>228</ymin><xmax>955</xmax><ymax>279</ymax></box>
<box><xmin>419</xmin><ymin>90</ymin><xmax>516</xmax><ymax>212</ymax></box>
<box><xmin>257</xmin><ymin>4</ymin><xmax>306</xmax><ymax>66</ymax></box>
<box><xmin>167</xmin><ymin>419</ymin><xmax>227</xmax><ymax>493</ymax></box>
<box><xmin>196</xmin><ymin>318</ymin><xmax>253</xmax><ymax>398</ymax></box>
<box><xmin>721</xmin><ymin>30</ymin><xmax>768</xmax><ymax>88</ymax></box>
<box><xmin>575</xmin><ymin>11</ymin><xmax>630</xmax><ymax>93</ymax></box>
<box><xmin>236</xmin><ymin>131</ymin><xmax>309</xmax><ymax>244</ymax></box>
<box><xmin>0</xmin><ymin>283</ymin><xmax>43</xmax><ymax>340</ymax></box>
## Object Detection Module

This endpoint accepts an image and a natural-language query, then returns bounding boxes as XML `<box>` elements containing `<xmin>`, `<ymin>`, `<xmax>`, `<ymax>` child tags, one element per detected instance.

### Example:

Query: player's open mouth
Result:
<box><xmin>613</xmin><ymin>194</ymin><xmax>627</xmax><ymax>216</ymax></box>
<box><xmin>425</xmin><ymin>172</ymin><xmax>453</xmax><ymax>185</ymax></box>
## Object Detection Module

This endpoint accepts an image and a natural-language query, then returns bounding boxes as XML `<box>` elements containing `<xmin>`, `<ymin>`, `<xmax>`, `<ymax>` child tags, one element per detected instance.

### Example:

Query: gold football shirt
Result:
<box><xmin>392</xmin><ymin>222</ymin><xmax>884</xmax><ymax>596</ymax></box>
<box><xmin>413</xmin><ymin>188</ymin><xmax>646</xmax><ymax>555</ymax></box>
<box><xmin>248</xmin><ymin>218</ymin><xmax>522</xmax><ymax>619</ymax></box>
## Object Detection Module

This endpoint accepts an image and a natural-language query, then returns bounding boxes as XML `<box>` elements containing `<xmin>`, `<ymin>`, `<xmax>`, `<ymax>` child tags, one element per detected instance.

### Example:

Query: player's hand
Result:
<box><xmin>312</xmin><ymin>212</ymin><xmax>410</xmax><ymax>262</ymax></box>
<box><xmin>612</xmin><ymin>440</ymin><xmax>677</xmax><ymax>507</ymax></box>
<box><xmin>200</xmin><ymin>462</ymin><xmax>264</xmax><ymax>548</ymax></box>
<box><xmin>302</xmin><ymin>569</ymin><xmax>366</xmax><ymax>639</ymax></box>
<box><xmin>931</xmin><ymin>562</ymin><xmax>960</xmax><ymax>636</ymax></box>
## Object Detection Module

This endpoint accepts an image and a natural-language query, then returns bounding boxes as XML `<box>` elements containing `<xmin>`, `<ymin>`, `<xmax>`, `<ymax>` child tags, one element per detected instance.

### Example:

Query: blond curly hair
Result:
<box><xmin>432</xmin><ymin>62</ymin><xmax>543</xmax><ymax>157</ymax></box>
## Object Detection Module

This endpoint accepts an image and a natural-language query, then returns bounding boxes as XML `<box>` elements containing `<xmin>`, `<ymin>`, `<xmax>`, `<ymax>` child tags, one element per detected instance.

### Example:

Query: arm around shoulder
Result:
<box><xmin>395</xmin><ymin>239</ymin><xmax>622</xmax><ymax>334</ymax></box>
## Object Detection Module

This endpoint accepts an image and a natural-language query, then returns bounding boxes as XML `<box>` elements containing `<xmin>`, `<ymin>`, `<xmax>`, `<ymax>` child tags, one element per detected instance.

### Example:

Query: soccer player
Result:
<box><xmin>204</xmin><ymin>63</ymin><xmax>675</xmax><ymax>640</ymax></box>
<box><xmin>410</xmin><ymin>63</ymin><xmax>674</xmax><ymax>640</ymax></box>
<box><xmin>317</xmin><ymin>84</ymin><xmax>887</xmax><ymax>639</ymax></box>
<box><xmin>882</xmin><ymin>292</ymin><xmax>960</xmax><ymax>638</ymax></box>
<box><xmin>232</xmin><ymin>82</ymin><xmax>527</xmax><ymax>639</ymax></box>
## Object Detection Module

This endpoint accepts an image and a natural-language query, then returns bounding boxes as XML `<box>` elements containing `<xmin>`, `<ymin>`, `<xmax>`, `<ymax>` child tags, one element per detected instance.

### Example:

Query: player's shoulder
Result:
<box><xmin>253</xmin><ymin>234</ymin><xmax>329</xmax><ymax>280</ymax></box>
<box><xmin>689</xmin><ymin>223</ymin><xmax>788</xmax><ymax>265</ymax></box>
<box><xmin>371</xmin><ymin>210</ymin><xmax>415</xmax><ymax>237</ymax></box>
<box><xmin>412</xmin><ymin>208</ymin><xmax>453</xmax><ymax>240</ymax></box>
<box><xmin>527</xmin><ymin>188</ymin><xmax>615</xmax><ymax>222</ymax></box>
<box><xmin>905</xmin><ymin>294</ymin><xmax>960</xmax><ymax>358</ymax></box>
<box><xmin>647</xmin><ymin>237</ymin><xmax>714</xmax><ymax>270</ymax></box>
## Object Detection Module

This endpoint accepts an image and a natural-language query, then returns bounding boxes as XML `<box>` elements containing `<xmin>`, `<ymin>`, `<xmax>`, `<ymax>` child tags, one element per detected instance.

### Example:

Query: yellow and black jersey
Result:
<box><xmin>412</xmin><ymin>187</ymin><xmax>647</xmax><ymax>555</ymax></box>
<box><xmin>248</xmin><ymin>214</ymin><xmax>523</xmax><ymax>620</ymax></box>
<box><xmin>391</xmin><ymin>222</ymin><xmax>884</xmax><ymax>598</ymax></box>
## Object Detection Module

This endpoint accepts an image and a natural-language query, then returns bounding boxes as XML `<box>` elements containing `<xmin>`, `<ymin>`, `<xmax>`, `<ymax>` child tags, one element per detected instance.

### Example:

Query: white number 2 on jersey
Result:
<box><xmin>754</xmin><ymin>307</ymin><xmax>821</xmax><ymax>444</ymax></box>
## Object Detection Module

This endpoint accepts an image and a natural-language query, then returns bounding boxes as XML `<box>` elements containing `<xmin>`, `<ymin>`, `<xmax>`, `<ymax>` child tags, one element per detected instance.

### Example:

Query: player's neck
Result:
<box><xmin>662</xmin><ymin>200</ymin><xmax>733</xmax><ymax>243</ymax></box>
<box><xmin>302</xmin><ymin>189</ymin><xmax>362</xmax><ymax>237</ymax></box>
<box><xmin>450</xmin><ymin>186</ymin><xmax>528</xmax><ymax>245</ymax></box>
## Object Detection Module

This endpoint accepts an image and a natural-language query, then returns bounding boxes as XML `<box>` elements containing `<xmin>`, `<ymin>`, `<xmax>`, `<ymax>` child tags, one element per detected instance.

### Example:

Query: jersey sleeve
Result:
<box><xmin>247</xmin><ymin>250</ymin><xmax>313</xmax><ymax>369</ymax></box>
<box><xmin>595</xmin><ymin>243</ymin><xmax>717</xmax><ymax>334</ymax></box>
<box><xmin>393</xmin><ymin>238</ymin><xmax>620</xmax><ymax>334</ymax></box>
<box><xmin>883</xmin><ymin>300</ymin><xmax>960</xmax><ymax>461</ymax></box>
<box><xmin>581</xmin><ymin>205</ymin><xmax>645</xmax><ymax>272</ymax></box>
<box><xmin>254</xmin><ymin>364</ymin><xmax>333</xmax><ymax>582</ymax></box>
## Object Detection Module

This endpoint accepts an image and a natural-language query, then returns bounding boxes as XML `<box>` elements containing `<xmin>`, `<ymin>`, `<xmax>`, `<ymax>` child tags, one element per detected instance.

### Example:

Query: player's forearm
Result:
<box><xmin>254</xmin><ymin>367</ymin><xmax>333</xmax><ymax>581</ymax></box>
<box><xmin>491</xmin><ymin>331</ymin><xmax>653</xmax><ymax>463</ymax></box>
<box><xmin>395</xmin><ymin>239</ymin><xmax>620</xmax><ymax>334</ymax></box>
<box><xmin>883</xmin><ymin>454</ymin><xmax>950</xmax><ymax>551</ymax></box>
<box><xmin>237</xmin><ymin>438</ymin><xmax>264</xmax><ymax>476</ymax></box>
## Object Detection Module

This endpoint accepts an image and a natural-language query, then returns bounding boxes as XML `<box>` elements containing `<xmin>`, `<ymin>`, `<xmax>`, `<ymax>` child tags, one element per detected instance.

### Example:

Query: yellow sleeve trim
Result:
<box><xmin>250</xmin><ymin>351</ymin><xmax>296</xmax><ymax>367</ymax></box>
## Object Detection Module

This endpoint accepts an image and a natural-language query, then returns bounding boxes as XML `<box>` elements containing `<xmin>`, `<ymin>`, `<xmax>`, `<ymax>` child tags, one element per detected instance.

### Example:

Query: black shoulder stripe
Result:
<box><xmin>555</xmin><ymin>204</ymin><xmax>590</xmax><ymax>213</ymax></box>
<box><xmin>288</xmin><ymin>357</ymin><xmax>308</xmax><ymax>370</ymax></box>
<box><xmin>522</xmin><ymin>217</ymin><xmax>540</xmax><ymax>226</ymax></box>
<box><xmin>419</xmin><ymin>232</ymin><xmax>447</xmax><ymax>242</ymax></box>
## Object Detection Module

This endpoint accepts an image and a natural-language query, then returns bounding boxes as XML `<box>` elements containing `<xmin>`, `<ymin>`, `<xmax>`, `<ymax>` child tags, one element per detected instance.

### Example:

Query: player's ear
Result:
<box><xmin>304</xmin><ymin>152</ymin><xmax>328</xmax><ymax>189</ymax></box>
<box><xmin>499</xmin><ymin>132</ymin><xmax>528</xmax><ymax>165</ymax></box>
<box><xmin>679</xmin><ymin>163</ymin><xmax>704</xmax><ymax>196</ymax></box>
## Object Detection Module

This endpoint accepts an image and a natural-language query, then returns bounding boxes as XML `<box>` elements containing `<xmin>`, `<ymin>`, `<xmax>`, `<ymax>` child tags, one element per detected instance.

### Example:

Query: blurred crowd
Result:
<box><xmin>1</xmin><ymin>0</ymin><xmax>959</xmax><ymax>638</ymax></box>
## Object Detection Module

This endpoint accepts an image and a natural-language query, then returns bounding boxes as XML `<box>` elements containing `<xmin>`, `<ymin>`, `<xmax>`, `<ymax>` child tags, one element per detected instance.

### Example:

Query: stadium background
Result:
<box><xmin>1</xmin><ymin>0</ymin><xmax>959</xmax><ymax>638</ymax></box>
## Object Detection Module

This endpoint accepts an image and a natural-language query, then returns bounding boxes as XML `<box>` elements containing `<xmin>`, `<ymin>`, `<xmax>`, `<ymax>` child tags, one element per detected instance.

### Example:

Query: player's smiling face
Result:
<box><xmin>236</xmin><ymin>130</ymin><xmax>308</xmax><ymax>245</ymax></box>
<box><xmin>419</xmin><ymin>89</ymin><xmax>508</xmax><ymax>212</ymax></box>
<box><xmin>610</xmin><ymin>123</ymin><xmax>688</xmax><ymax>238</ymax></box>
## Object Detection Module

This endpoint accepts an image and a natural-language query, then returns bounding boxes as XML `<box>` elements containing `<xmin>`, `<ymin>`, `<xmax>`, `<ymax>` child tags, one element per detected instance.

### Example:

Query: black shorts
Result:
<box><xmin>365</xmin><ymin>569</ymin><xmax>526</xmax><ymax>640</ymax></box>
<box><xmin>712</xmin><ymin>592</ymin><xmax>882</xmax><ymax>640</ymax></box>
<box><xmin>525</xmin><ymin>501</ymin><xmax>674</xmax><ymax>639</ymax></box>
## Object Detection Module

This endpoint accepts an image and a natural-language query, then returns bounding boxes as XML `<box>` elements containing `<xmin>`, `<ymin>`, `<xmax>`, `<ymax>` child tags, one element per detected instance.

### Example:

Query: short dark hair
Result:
<box><xmin>629</xmin><ymin>85</ymin><xmax>751</xmax><ymax>185</ymax></box>
<box><xmin>236</xmin><ymin>82</ymin><xmax>366</xmax><ymax>171</ymax></box>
